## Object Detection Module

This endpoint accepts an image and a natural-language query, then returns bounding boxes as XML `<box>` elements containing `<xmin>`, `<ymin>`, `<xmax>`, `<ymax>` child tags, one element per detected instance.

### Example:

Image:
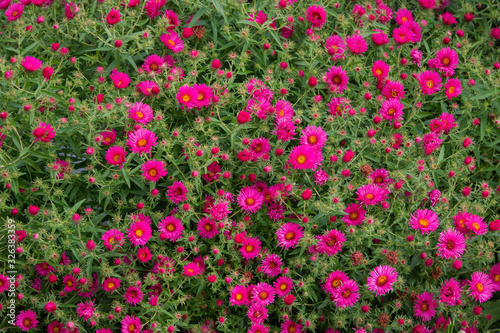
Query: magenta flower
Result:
<box><xmin>417</xmin><ymin>71</ymin><xmax>442</xmax><ymax>95</ymax></box>
<box><xmin>124</xmin><ymin>285</ymin><xmax>144</xmax><ymax>305</ymax></box>
<box><xmin>356</xmin><ymin>184</ymin><xmax>389</xmax><ymax>206</ymax></box>
<box><xmin>429</xmin><ymin>47</ymin><xmax>459</xmax><ymax>76</ymax></box>
<box><xmin>5</xmin><ymin>3</ymin><xmax>24</xmax><ymax>22</ymax></box>
<box><xmin>197</xmin><ymin>217</ymin><xmax>219</xmax><ymax>239</ymax></box>
<box><xmin>342</xmin><ymin>203</ymin><xmax>366</xmax><ymax>226</ymax></box>
<box><xmin>300</xmin><ymin>125</ymin><xmax>328</xmax><ymax>150</ymax></box>
<box><xmin>15</xmin><ymin>310</ymin><xmax>38</xmax><ymax>331</ymax></box>
<box><xmin>366</xmin><ymin>265</ymin><xmax>399</xmax><ymax>296</ymax></box>
<box><xmin>121</xmin><ymin>315</ymin><xmax>142</xmax><ymax>333</ymax></box>
<box><xmin>158</xmin><ymin>216</ymin><xmax>184</xmax><ymax>242</ymax></box>
<box><xmin>468</xmin><ymin>272</ymin><xmax>494</xmax><ymax>303</ymax></box>
<box><xmin>414</xmin><ymin>292</ymin><xmax>437</xmax><ymax>322</ymax></box>
<box><xmin>251</xmin><ymin>282</ymin><xmax>276</xmax><ymax>306</ymax></box>
<box><xmin>444</xmin><ymin>78</ymin><xmax>462</xmax><ymax>99</ymax></box>
<box><xmin>274</xmin><ymin>276</ymin><xmax>294</xmax><ymax>297</ymax></box>
<box><xmin>176</xmin><ymin>85</ymin><xmax>198</xmax><ymax>109</ymax></box>
<box><xmin>316</xmin><ymin>229</ymin><xmax>346</xmax><ymax>256</ymax></box>
<box><xmin>371</xmin><ymin>60</ymin><xmax>390</xmax><ymax>79</ymax></box>
<box><xmin>325</xmin><ymin>66</ymin><xmax>349</xmax><ymax>92</ymax></box>
<box><xmin>346</xmin><ymin>34</ymin><xmax>368</xmax><ymax>54</ymax></box>
<box><xmin>167</xmin><ymin>181</ymin><xmax>188</xmax><ymax>203</ymax></box>
<box><xmin>261</xmin><ymin>254</ymin><xmax>283</xmax><ymax>277</ymax></box>
<box><xmin>128</xmin><ymin>102</ymin><xmax>153</xmax><ymax>124</ymax></box>
<box><xmin>436</xmin><ymin>229</ymin><xmax>466</xmax><ymax>259</ymax></box>
<box><xmin>105</xmin><ymin>146</ymin><xmax>127</xmax><ymax>168</ymax></box>
<box><xmin>141</xmin><ymin>160</ymin><xmax>167</xmax><ymax>182</ymax></box>
<box><xmin>126</xmin><ymin>129</ymin><xmax>158</xmax><ymax>156</ymax></box>
<box><xmin>323</xmin><ymin>270</ymin><xmax>349</xmax><ymax>295</ymax></box>
<box><xmin>110</xmin><ymin>70</ymin><xmax>130</xmax><ymax>89</ymax></box>
<box><xmin>379</xmin><ymin>99</ymin><xmax>404</xmax><ymax>123</ymax></box>
<box><xmin>160</xmin><ymin>31</ymin><xmax>184</xmax><ymax>53</ymax></box>
<box><xmin>106</xmin><ymin>7</ymin><xmax>121</xmax><ymax>25</ymax></box>
<box><xmin>409</xmin><ymin>209</ymin><xmax>439</xmax><ymax>234</ymax></box>
<box><xmin>142</xmin><ymin>54</ymin><xmax>165</xmax><ymax>74</ymax></box>
<box><xmin>240</xmin><ymin>236</ymin><xmax>261</xmax><ymax>259</ymax></box>
<box><xmin>305</xmin><ymin>5</ymin><xmax>327</xmax><ymax>29</ymax></box>
<box><xmin>333</xmin><ymin>279</ymin><xmax>360</xmax><ymax>308</ymax></box>
<box><xmin>325</xmin><ymin>35</ymin><xmax>346</xmax><ymax>60</ymax></box>
<box><xmin>21</xmin><ymin>56</ymin><xmax>42</xmax><ymax>72</ymax></box>
<box><xmin>238</xmin><ymin>186</ymin><xmax>264</xmax><ymax>214</ymax></box>
<box><xmin>33</xmin><ymin>122</ymin><xmax>56</xmax><ymax>143</ymax></box>
<box><xmin>276</xmin><ymin>222</ymin><xmax>303</xmax><ymax>250</ymax></box>
<box><xmin>439</xmin><ymin>278</ymin><xmax>462</xmax><ymax>306</ymax></box>
<box><xmin>230</xmin><ymin>285</ymin><xmax>249</xmax><ymax>306</ymax></box>
<box><xmin>288</xmin><ymin>145</ymin><xmax>323</xmax><ymax>170</ymax></box>
<box><xmin>127</xmin><ymin>220</ymin><xmax>152</xmax><ymax>246</ymax></box>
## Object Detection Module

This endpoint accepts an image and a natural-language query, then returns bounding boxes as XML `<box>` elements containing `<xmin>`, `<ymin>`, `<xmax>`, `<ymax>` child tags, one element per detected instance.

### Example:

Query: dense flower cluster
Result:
<box><xmin>0</xmin><ymin>0</ymin><xmax>499</xmax><ymax>333</ymax></box>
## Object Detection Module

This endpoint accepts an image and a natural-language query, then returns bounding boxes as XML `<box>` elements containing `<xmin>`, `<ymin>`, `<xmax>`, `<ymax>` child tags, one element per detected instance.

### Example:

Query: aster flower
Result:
<box><xmin>267</xmin><ymin>202</ymin><xmax>285</xmax><ymax>221</ymax></box>
<box><xmin>160</xmin><ymin>31</ymin><xmax>184</xmax><ymax>53</ymax></box>
<box><xmin>305</xmin><ymin>5</ymin><xmax>327</xmax><ymax>29</ymax></box>
<box><xmin>274</xmin><ymin>276</ymin><xmax>294</xmax><ymax>297</ymax></box>
<box><xmin>314</xmin><ymin>169</ymin><xmax>329</xmax><ymax>185</ymax></box>
<box><xmin>328</xmin><ymin>96</ymin><xmax>349</xmax><ymax>117</ymax></box>
<box><xmin>124</xmin><ymin>285</ymin><xmax>144</xmax><ymax>305</ymax></box>
<box><xmin>15</xmin><ymin>310</ymin><xmax>38</xmax><ymax>331</ymax></box>
<box><xmin>342</xmin><ymin>203</ymin><xmax>366</xmax><ymax>226</ymax></box>
<box><xmin>183</xmin><ymin>262</ymin><xmax>202</xmax><ymax>276</ymax></box>
<box><xmin>276</xmin><ymin>222</ymin><xmax>303</xmax><ymax>250</ymax></box>
<box><xmin>367</xmin><ymin>265</ymin><xmax>398</xmax><ymax>296</ymax></box>
<box><xmin>325</xmin><ymin>35</ymin><xmax>346</xmax><ymax>60</ymax></box>
<box><xmin>411</xmin><ymin>49</ymin><xmax>423</xmax><ymax>66</ymax></box>
<box><xmin>127</xmin><ymin>129</ymin><xmax>157</xmax><ymax>156</ymax></box>
<box><xmin>393</xmin><ymin>26</ymin><xmax>415</xmax><ymax>44</ymax></box>
<box><xmin>141</xmin><ymin>160</ymin><xmax>167</xmax><ymax>183</ymax></box>
<box><xmin>376</xmin><ymin>3</ymin><xmax>392</xmax><ymax>24</ymax></box>
<box><xmin>371</xmin><ymin>60</ymin><xmax>390</xmax><ymax>79</ymax></box>
<box><xmin>370</xmin><ymin>168</ymin><xmax>394</xmax><ymax>187</ymax></box>
<box><xmin>417</xmin><ymin>71</ymin><xmax>442</xmax><ymax>95</ymax></box>
<box><xmin>164</xmin><ymin>9</ymin><xmax>181</xmax><ymax>30</ymax></box>
<box><xmin>5</xmin><ymin>3</ymin><xmax>24</xmax><ymax>22</ymax></box>
<box><xmin>453</xmin><ymin>212</ymin><xmax>471</xmax><ymax>235</ymax></box>
<box><xmin>379</xmin><ymin>99</ymin><xmax>404</xmax><ymax>123</ymax></box>
<box><xmin>488</xmin><ymin>263</ymin><xmax>500</xmax><ymax>291</ymax></box>
<box><xmin>395</xmin><ymin>8</ymin><xmax>414</xmax><ymax>24</ymax></box>
<box><xmin>0</xmin><ymin>274</ymin><xmax>9</xmax><ymax>293</ymax></box>
<box><xmin>272</xmin><ymin>118</ymin><xmax>297</xmax><ymax>142</ymax></box>
<box><xmin>381</xmin><ymin>80</ymin><xmax>405</xmax><ymax>99</ymax></box>
<box><xmin>62</xmin><ymin>275</ymin><xmax>77</xmax><ymax>292</ymax></box>
<box><xmin>247</xmin><ymin>304</ymin><xmax>269</xmax><ymax>324</ymax></box>
<box><xmin>110</xmin><ymin>70</ymin><xmax>130</xmax><ymax>89</ymax></box>
<box><xmin>135</xmin><ymin>80</ymin><xmax>160</xmax><ymax>96</ymax></box>
<box><xmin>333</xmin><ymin>279</ymin><xmax>360</xmax><ymax>308</ymax></box>
<box><xmin>142</xmin><ymin>54</ymin><xmax>165</xmax><ymax>74</ymax></box>
<box><xmin>167</xmin><ymin>181</ymin><xmax>188</xmax><ymax>203</ymax></box>
<box><xmin>274</xmin><ymin>100</ymin><xmax>295</xmax><ymax>120</ymax></box>
<box><xmin>316</xmin><ymin>229</ymin><xmax>346</xmax><ymax>256</ymax></box>
<box><xmin>106</xmin><ymin>7</ymin><xmax>121</xmax><ymax>25</ymax></box>
<box><xmin>439</xmin><ymin>278</ymin><xmax>462</xmax><ymax>306</ymax></box>
<box><xmin>281</xmin><ymin>320</ymin><xmax>302</xmax><ymax>333</ymax></box>
<box><xmin>121</xmin><ymin>315</ymin><xmax>142</xmax><ymax>333</ymax></box>
<box><xmin>209</xmin><ymin>201</ymin><xmax>231</xmax><ymax>221</ymax></box>
<box><xmin>100</xmin><ymin>129</ymin><xmax>117</xmax><ymax>146</ymax></box>
<box><xmin>402</xmin><ymin>21</ymin><xmax>422</xmax><ymax>43</ymax></box>
<box><xmin>436</xmin><ymin>229</ymin><xmax>466</xmax><ymax>259</ymax></box>
<box><xmin>105</xmin><ymin>146</ymin><xmax>127</xmax><ymax>168</ymax></box>
<box><xmin>197</xmin><ymin>217</ymin><xmax>219</xmax><ymax>239</ymax></box>
<box><xmin>300</xmin><ymin>125</ymin><xmax>327</xmax><ymax>150</ymax></box>
<box><xmin>249</xmin><ymin>324</ymin><xmax>270</xmax><ymax>333</ymax></box>
<box><xmin>240</xmin><ymin>236</ymin><xmax>262</xmax><ymax>259</ymax></box>
<box><xmin>203</xmin><ymin>161</ymin><xmax>222</xmax><ymax>183</ymax></box>
<box><xmin>127</xmin><ymin>220</ymin><xmax>152</xmax><ymax>246</ymax></box>
<box><xmin>444</xmin><ymin>79</ymin><xmax>462</xmax><ymax>99</ymax></box>
<box><xmin>422</xmin><ymin>132</ymin><xmax>443</xmax><ymax>154</ymax></box>
<box><xmin>128</xmin><ymin>102</ymin><xmax>153</xmax><ymax>124</ymax></box>
<box><xmin>356</xmin><ymin>184</ymin><xmax>388</xmax><ymax>206</ymax></box>
<box><xmin>238</xmin><ymin>186</ymin><xmax>264</xmax><ymax>214</ymax></box>
<box><xmin>468</xmin><ymin>272</ymin><xmax>494</xmax><ymax>303</ymax></box>
<box><xmin>251</xmin><ymin>282</ymin><xmax>276</xmax><ymax>306</ymax></box>
<box><xmin>325</xmin><ymin>66</ymin><xmax>349</xmax><ymax>93</ymax></box>
<box><xmin>409</xmin><ymin>209</ymin><xmax>439</xmax><ymax>234</ymax></box>
<box><xmin>34</xmin><ymin>262</ymin><xmax>55</xmax><ymax>276</ymax></box>
<box><xmin>77</xmin><ymin>300</ymin><xmax>96</xmax><ymax>320</ymax></box>
<box><xmin>103</xmin><ymin>277</ymin><xmax>121</xmax><ymax>292</ymax></box>
<box><xmin>372</xmin><ymin>29</ymin><xmax>389</xmax><ymax>45</ymax></box>
<box><xmin>261</xmin><ymin>254</ymin><xmax>283</xmax><ymax>277</ymax></box>
<box><xmin>102</xmin><ymin>229</ymin><xmax>125</xmax><ymax>250</ymax></box>
<box><xmin>346</xmin><ymin>34</ymin><xmax>368</xmax><ymax>54</ymax></box>
<box><xmin>194</xmin><ymin>83</ymin><xmax>213</xmax><ymax>108</ymax></box>
<box><xmin>288</xmin><ymin>145</ymin><xmax>323</xmax><ymax>170</ymax></box>
<box><xmin>230</xmin><ymin>285</ymin><xmax>249</xmax><ymax>306</ymax></box>
<box><xmin>32</xmin><ymin>122</ymin><xmax>56</xmax><ymax>143</ymax></box>
<box><xmin>250</xmin><ymin>137</ymin><xmax>271</xmax><ymax>158</ymax></box>
<box><xmin>158</xmin><ymin>216</ymin><xmax>184</xmax><ymax>242</ymax></box>
<box><xmin>429</xmin><ymin>47</ymin><xmax>459</xmax><ymax>76</ymax></box>
<box><xmin>414</xmin><ymin>292</ymin><xmax>438</xmax><ymax>322</ymax></box>
<box><xmin>324</xmin><ymin>270</ymin><xmax>349</xmax><ymax>295</ymax></box>
<box><xmin>176</xmin><ymin>85</ymin><xmax>198</xmax><ymax>109</ymax></box>
<box><xmin>21</xmin><ymin>56</ymin><xmax>43</xmax><ymax>72</ymax></box>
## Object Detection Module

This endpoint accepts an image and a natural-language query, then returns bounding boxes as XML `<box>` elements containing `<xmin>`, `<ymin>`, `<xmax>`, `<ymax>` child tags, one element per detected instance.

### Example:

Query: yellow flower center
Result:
<box><xmin>279</xmin><ymin>283</ymin><xmax>287</xmax><ymax>291</ymax></box>
<box><xmin>349</xmin><ymin>212</ymin><xmax>359</xmax><ymax>220</ymax></box>
<box><xmin>448</xmin><ymin>86</ymin><xmax>455</xmax><ymax>94</ymax></box>
<box><xmin>108</xmin><ymin>282</ymin><xmax>115</xmax><ymax>289</ymax></box>
<box><xmin>235</xmin><ymin>293</ymin><xmax>243</xmax><ymax>301</ymax></box>
<box><xmin>204</xmin><ymin>224</ymin><xmax>212</xmax><ymax>231</ymax></box>
<box><xmin>198</xmin><ymin>93</ymin><xmax>204</xmax><ymax>101</ymax></box>
<box><xmin>246</xmin><ymin>198</ymin><xmax>255</xmax><ymax>206</ymax></box>
<box><xmin>308</xmin><ymin>135</ymin><xmax>317</xmax><ymax>144</ymax></box>
<box><xmin>419</xmin><ymin>219</ymin><xmax>429</xmax><ymax>227</ymax></box>
<box><xmin>245</xmin><ymin>245</ymin><xmax>254</xmax><ymax>253</ymax></box>
<box><xmin>421</xmin><ymin>301</ymin><xmax>428</xmax><ymax>311</ymax></box>
<box><xmin>376</xmin><ymin>275</ymin><xmax>388</xmax><ymax>286</ymax></box>
<box><xmin>476</xmin><ymin>283</ymin><xmax>484</xmax><ymax>292</ymax></box>
<box><xmin>167</xmin><ymin>40</ymin><xmax>175</xmax><ymax>47</ymax></box>
<box><xmin>375</xmin><ymin>69</ymin><xmax>382</xmax><ymax>75</ymax></box>
<box><xmin>182</xmin><ymin>94</ymin><xmax>191</xmax><ymax>102</ymax></box>
<box><xmin>137</xmin><ymin>139</ymin><xmax>148</xmax><ymax>147</ymax></box>
<box><xmin>426</xmin><ymin>80</ymin><xmax>434</xmax><ymax>88</ymax></box>
<box><xmin>259</xmin><ymin>291</ymin><xmax>268</xmax><ymax>300</ymax></box>
<box><xmin>388</xmin><ymin>108</ymin><xmax>396</xmax><ymax>116</ymax></box>
<box><xmin>148</xmin><ymin>169</ymin><xmax>158</xmax><ymax>177</ymax></box>
<box><xmin>365</xmin><ymin>193</ymin><xmax>374</xmax><ymax>200</ymax></box>
<box><xmin>135</xmin><ymin>111</ymin><xmax>144</xmax><ymax>119</ymax></box>
<box><xmin>166</xmin><ymin>223</ymin><xmax>175</xmax><ymax>232</ymax></box>
<box><xmin>285</xmin><ymin>232</ymin><xmax>295</xmax><ymax>241</ymax></box>
<box><xmin>296</xmin><ymin>154</ymin><xmax>307</xmax><ymax>165</ymax></box>
<box><xmin>442</xmin><ymin>58</ymin><xmax>450</xmax><ymax>66</ymax></box>
<box><xmin>135</xmin><ymin>229</ymin><xmax>143</xmax><ymax>237</ymax></box>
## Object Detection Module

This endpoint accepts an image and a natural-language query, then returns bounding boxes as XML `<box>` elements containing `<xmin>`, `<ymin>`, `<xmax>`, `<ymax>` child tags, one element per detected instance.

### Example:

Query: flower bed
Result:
<box><xmin>0</xmin><ymin>0</ymin><xmax>500</xmax><ymax>332</ymax></box>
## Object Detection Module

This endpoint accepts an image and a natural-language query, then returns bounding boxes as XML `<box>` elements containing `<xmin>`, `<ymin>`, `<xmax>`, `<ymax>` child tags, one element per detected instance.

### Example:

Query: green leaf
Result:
<box><xmin>122</xmin><ymin>167</ymin><xmax>131</xmax><ymax>188</ymax></box>
<box><xmin>210</xmin><ymin>0</ymin><xmax>226</xmax><ymax>20</ymax></box>
<box><xmin>188</xmin><ymin>8</ymin><xmax>207</xmax><ymax>28</ymax></box>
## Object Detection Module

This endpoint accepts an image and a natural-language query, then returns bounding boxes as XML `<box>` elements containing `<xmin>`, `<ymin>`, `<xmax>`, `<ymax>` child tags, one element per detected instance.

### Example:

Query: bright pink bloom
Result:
<box><xmin>128</xmin><ymin>102</ymin><xmax>153</xmax><ymax>124</ymax></box>
<box><xmin>325</xmin><ymin>35</ymin><xmax>346</xmax><ymax>60</ymax></box>
<box><xmin>343</xmin><ymin>203</ymin><xmax>366</xmax><ymax>226</ymax></box>
<box><xmin>409</xmin><ymin>209</ymin><xmax>439</xmax><ymax>234</ymax></box>
<box><xmin>197</xmin><ymin>217</ymin><xmax>219</xmax><ymax>239</ymax></box>
<box><xmin>176</xmin><ymin>85</ymin><xmax>198</xmax><ymax>109</ymax></box>
<box><xmin>274</xmin><ymin>276</ymin><xmax>294</xmax><ymax>297</ymax></box>
<box><xmin>105</xmin><ymin>146</ymin><xmax>127</xmax><ymax>168</ymax></box>
<box><xmin>158</xmin><ymin>216</ymin><xmax>184</xmax><ymax>242</ymax></box>
<box><xmin>102</xmin><ymin>229</ymin><xmax>125</xmax><ymax>250</ymax></box>
<box><xmin>127</xmin><ymin>220</ymin><xmax>151</xmax><ymax>246</ymax></box>
<box><xmin>371</xmin><ymin>60</ymin><xmax>390</xmax><ymax>79</ymax></box>
<box><xmin>281</xmin><ymin>321</ymin><xmax>303</xmax><ymax>333</ymax></box>
<box><xmin>488</xmin><ymin>263</ymin><xmax>500</xmax><ymax>291</ymax></box>
<box><xmin>333</xmin><ymin>279</ymin><xmax>360</xmax><ymax>308</ymax></box>
<box><xmin>21</xmin><ymin>56</ymin><xmax>42</xmax><ymax>71</ymax></box>
<box><xmin>324</xmin><ymin>270</ymin><xmax>349</xmax><ymax>295</ymax></box>
<box><xmin>15</xmin><ymin>310</ymin><xmax>38</xmax><ymax>331</ymax></box>
<box><xmin>261</xmin><ymin>254</ymin><xmax>283</xmax><ymax>277</ymax></box>
<box><xmin>5</xmin><ymin>3</ymin><xmax>23</xmax><ymax>22</ymax></box>
<box><xmin>316</xmin><ymin>229</ymin><xmax>346</xmax><ymax>256</ymax></box>
<box><xmin>417</xmin><ymin>71</ymin><xmax>442</xmax><ymax>95</ymax></box>
<box><xmin>230</xmin><ymin>285</ymin><xmax>249</xmax><ymax>306</ymax></box>
<box><xmin>121</xmin><ymin>315</ymin><xmax>142</xmax><ymax>333</ymax></box>
<box><xmin>395</xmin><ymin>8</ymin><xmax>414</xmax><ymax>24</ymax></box>
<box><xmin>414</xmin><ymin>292</ymin><xmax>437</xmax><ymax>322</ymax></box>
<box><xmin>288</xmin><ymin>145</ymin><xmax>323</xmax><ymax>170</ymax></box>
<box><xmin>251</xmin><ymin>282</ymin><xmax>276</xmax><ymax>306</ymax></box>
<box><xmin>247</xmin><ymin>304</ymin><xmax>268</xmax><ymax>324</ymax></box>
<box><xmin>274</xmin><ymin>100</ymin><xmax>295</xmax><ymax>120</ymax></box>
<box><xmin>126</xmin><ymin>129</ymin><xmax>158</xmax><ymax>156</ymax></box>
<box><xmin>382</xmin><ymin>80</ymin><xmax>405</xmax><ymax>99</ymax></box>
<box><xmin>183</xmin><ymin>262</ymin><xmax>202</xmax><ymax>276</ymax></box>
<box><xmin>468</xmin><ymin>272</ymin><xmax>494</xmax><ymax>303</ymax></box>
<box><xmin>372</xmin><ymin>29</ymin><xmax>389</xmax><ymax>45</ymax></box>
<box><xmin>356</xmin><ymin>184</ymin><xmax>388</xmax><ymax>206</ymax></box>
<box><xmin>346</xmin><ymin>34</ymin><xmax>368</xmax><ymax>54</ymax></box>
<box><xmin>429</xmin><ymin>48</ymin><xmax>459</xmax><ymax>76</ymax></box>
<box><xmin>393</xmin><ymin>26</ymin><xmax>415</xmax><ymax>44</ymax></box>
<box><xmin>194</xmin><ymin>83</ymin><xmax>213</xmax><ymax>108</ymax></box>
<box><xmin>379</xmin><ymin>99</ymin><xmax>404</xmax><ymax>123</ymax></box>
<box><xmin>276</xmin><ymin>222</ymin><xmax>303</xmax><ymax>250</ymax></box>
<box><xmin>106</xmin><ymin>7</ymin><xmax>121</xmax><ymax>25</ymax></box>
<box><xmin>142</xmin><ymin>54</ymin><xmax>165</xmax><ymax>74</ymax></box>
<box><xmin>238</xmin><ymin>186</ymin><xmax>264</xmax><ymax>214</ymax></box>
<box><xmin>306</xmin><ymin>5</ymin><xmax>327</xmax><ymax>29</ymax></box>
<box><xmin>439</xmin><ymin>278</ymin><xmax>462</xmax><ymax>306</ymax></box>
<box><xmin>160</xmin><ymin>31</ymin><xmax>184</xmax><ymax>53</ymax></box>
<box><xmin>367</xmin><ymin>265</ymin><xmax>398</xmax><ymax>296</ymax></box>
<box><xmin>33</xmin><ymin>122</ymin><xmax>56</xmax><ymax>143</ymax></box>
<box><xmin>325</xmin><ymin>66</ymin><xmax>349</xmax><ymax>93</ymax></box>
<box><xmin>103</xmin><ymin>277</ymin><xmax>121</xmax><ymax>292</ymax></box>
<box><xmin>300</xmin><ymin>125</ymin><xmax>327</xmax><ymax>150</ymax></box>
<box><xmin>167</xmin><ymin>181</ymin><xmax>188</xmax><ymax>203</ymax></box>
<box><xmin>444</xmin><ymin>79</ymin><xmax>462</xmax><ymax>99</ymax></box>
<box><xmin>436</xmin><ymin>229</ymin><xmax>466</xmax><ymax>259</ymax></box>
<box><xmin>370</xmin><ymin>168</ymin><xmax>394</xmax><ymax>187</ymax></box>
<box><xmin>240</xmin><ymin>236</ymin><xmax>261</xmax><ymax>259</ymax></box>
<box><xmin>141</xmin><ymin>160</ymin><xmax>167</xmax><ymax>182</ymax></box>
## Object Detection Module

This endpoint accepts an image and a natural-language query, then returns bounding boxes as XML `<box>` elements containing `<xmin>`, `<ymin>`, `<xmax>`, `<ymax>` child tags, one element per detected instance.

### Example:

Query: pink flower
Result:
<box><xmin>110</xmin><ymin>70</ymin><xmax>130</xmax><ymax>89</ymax></box>
<box><xmin>240</xmin><ymin>236</ymin><xmax>261</xmax><ymax>259</ymax></box>
<box><xmin>124</xmin><ymin>285</ymin><xmax>144</xmax><ymax>305</ymax></box>
<box><xmin>103</xmin><ymin>277</ymin><xmax>121</xmax><ymax>292</ymax></box>
<box><xmin>102</xmin><ymin>229</ymin><xmax>125</xmax><ymax>250</ymax></box>
<box><xmin>288</xmin><ymin>145</ymin><xmax>323</xmax><ymax>170</ymax></box>
<box><xmin>121</xmin><ymin>315</ymin><xmax>142</xmax><ymax>333</ymax></box>
<box><xmin>127</xmin><ymin>220</ymin><xmax>152</xmax><ymax>246</ymax></box>
<box><xmin>274</xmin><ymin>100</ymin><xmax>295</xmax><ymax>120</ymax></box>
<box><xmin>261</xmin><ymin>254</ymin><xmax>283</xmax><ymax>277</ymax></box>
<box><xmin>305</xmin><ymin>5</ymin><xmax>327</xmax><ymax>29</ymax></box>
<box><xmin>379</xmin><ymin>99</ymin><xmax>404</xmax><ymax>123</ymax></box>
<box><xmin>442</xmin><ymin>12</ymin><xmax>457</xmax><ymax>25</ymax></box>
<box><xmin>230</xmin><ymin>285</ymin><xmax>249</xmax><ymax>306</ymax></box>
<box><xmin>411</xmin><ymin>49</ymin><xmax>423</xmax><ymax>66</ymax></box>
<box><xmin>346</xmin><ymin>35</ymin><xmax>368</xmax><ymax>54</ymax></box>
<box><xmin>409</xmin><ymin>209</ymin><xmax>439</xmax><ymax>234</ymax></box>
<box><xmin>376</xmin><ymin>3</ymin><xmax>393</xmax><ymax>24</ymax></box>
<box><xmin>324</xmin><ymin>270</ymin><xmax>349</xmax><ymax>295</ymax></box>
<box><xmin>466</xmin><ymin>214</ymin><xmax>488</xmax><ymax>236</ymax></box>
<box><xmin>32</xmin><ymin>122</ymin><xmax>56</xmax><ymax>143</ymax></box>
<box><xmin>325</xmin><ymin>35</ymin><xmax>346</xmax><ymax>60</ymax></box>
<box><xmin>128</xmin><ymin>102</ymin><xmax>153</xmax><ymax>124</ymax></box>
<box><xmin>356</xmin><ymin>184</ymin><xmax>388</xmax><ymax>206</ymax></box>
<box><xmin>42</xmin><ymin>66</ymin><xmax>54</xmax><ymax>81</ymax></box>
<box><xmin>21</xmin><ymin>56</ymin><xmax>42</xmax><ymax>72</ymax></box>
<box><xmin>197</xmin><ymin>217</ymin><xmax>219</xmax><ymax>239</ymax></box>
<box><xmin>167</xmin><ymin>181</ymin><xmax>188</xmax><ymax>203</ymax></box>
<box><xmin>183</xmin><ymin>262</ymin><xmax>202</xmax><ymax>277</ymax></box>
<box><xmin>429</xmin><ymin>47</ymin><xmax>459</xmax><ymax>76</ymax></box>
<box><xmin>417</xmin><ymin>71</ymin><xmax>442</xmax><ymax>95</ymax></box>
<box><xmin>300</xmin><ymin>125</ymin><xmax>327</xmax><ymax>150</ymax></box>
<box><xmin>5</xmin><ymin>3</ymin><xmax>24</xmax><ymax>22</ymax></box>
<box><xmin>371</xmin><ymin>60</ymin><xmax>390</xmax><ymax>79</ymax></box>
<box><xmin>381</xmin><ymin>80</ymin><xmax>405</xmax><ymax>99</ymax></box>
<box><xmin>76</xmin><ymin>300</ymin><xmax>95</xmax><ymax>320</ymax></box>
<box><xmin>142</xmin><ymin>54</ymin><xmax>165</xmax><ymax>74</ymax></box>
<box><xmin>402</xmin><ymin>21</ymin><xmax>422</xmax><ymax>42</ymax></box>
<box><xmin>164</xmin><ymin>9</ymin><xmax>181</xmax><ymax>30</ymax></box>
<box><xmin>15</xmin><ymin>310</ymin><xmax>38</xmax><ymax>331</ymax></box>
<box><xmin>106</xmin><ymin>7</ymin><xmax>121</xmax><ymax>25</ymax></box>
<box><xmin>274</xmin><ymin>276</ymin><xmax>294</xmax><ymax>297</ymax></box>
<box><xmin>126</xmin><ymin>129</ymin><xmax>158</xmax><ymax>156</ymax></box>
<box><xmin>272</xmin><ymin>118</ymin><xmax>296</xmax><ymax>141</ymax></box>
<box><xmin>63</xmin><ymin>274</ymin><xmax>77</xmax><ymax>292</ymax></box>
<box><xmin>488</xmin><ymin>263</ymin><xmax>500</xmax><ymax>292</ymax></box>
<box><xmin>194</xmin><ymin>83</ymin><xmax>213</xmax><ymax>108</ymax></box>
<box><xmin>105</xmin><ymin>146</ymin><xmax>127</xmax><ymax>168</ymax></box>
<box><xmin>436</xmin><ymin>229</ymin><xmax>466</xmax><ymax>259</ymax></box>
<box><xmin>343</xmin><ymin>203</ymin><xmax>366</xmax><ymax>226</ymax></box>
<box><xmin>418</xmin><ymin>0</ymin><xmax>436</xmax><ymax>9</ymax></box>
<box><xmin>370</xmin><ymin>168</ymin><xmax>394</xmax><ymax>187</ymax></box>
<box><xmin>281</xmin><ymin>321</ymin><xmax>303</xmax><ymax>333</ymax></box>
<box><xmin>439</xmin><ymin>278</ymin><xmax>462</xmax><ymax>305</ymax></box>
<box><xmin>158</xmin><ymin>216</ymin><xmax>184</xmax><ymax>242</ymax></box>
<box><xmin>276</xmin><ymin>222</ymin><xmax>303</xmax><ymax>250</ymax></box>
<box><xmin>251</xmin><ymin>282</ymin><xmax>276</xmax><ymax>306</ymax></box>
<box><xmin>325</xmin><ymin>66</ymin><xmax>349</xmax><ymax>93</ymax></box>
<box><xmin>371</xmin><ymin>29</ymin><xmax>389</xmax><ymax>45</ymax></box>
<box><xmin>238</xmin><ymin>186</ymin><xmax>264</xmax><ymax>214</ymax></box>
<box><xmin>141</xmin><ymin>160</ymin><xmax>167</xmax><ymax>182</ymax></box>
<box><xmin>422</xmin><ymin>132</ymin><xmax>443</xmax><ymax>153</ymax></box>
<box><xmin>393</xmin><ymin>26</ymin><xmax>415</xmax><ymax>44</ymax></box>
<box><xmin>316</xmin><ymin>229</ymin><xmax>346</xmax><ymax>256</ymax></box>
<box><xmin>160</xmin><ymin>31</ymin><xmax>184</xmax><ymax>53</ymax></box>
<box><xmin>444</xmin><ymin>79</ymin><xmax>462</xmax><ymax>99</ymax></box>
<box><xmin>176</xmin><ymin>85</ymin><xmax>198</xmax><ymax>109</ymax></box>
<box><xmin>395</xmin><ymin>8</ymin><xmax>414</xmax><ymax>24</ymax></box>
<box><xmin>414</xmin><ymin>292</ymin><xmax>437</xmax><ymax>322</ymax></box>
<box><xmin>135</xmin><ymin>80</ymin><xmax>160</xmax><ymax>96</ymax></box>
<box><xmin>366</xmin><ymin>265</ymin><xmax>398</xmax><ymax>296</ymax></box>
<box><xmin>333</xmin><ymin>279</ymin><xmax>360</xmax><ymax>308</ymax></box>
<box><xmin>250</xmin><ymin>137</ymin><xmax>271</xmax><ymax>158</ymax></box>
<box><xmin>469</xmin><ymin>272</ymin><xmax>494</xmax><ymax>303</ymax></box>
<box><xmin>247</xmin><ymin>304</ymin><xmax>268</xmax><ymax>324</ymax></box>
